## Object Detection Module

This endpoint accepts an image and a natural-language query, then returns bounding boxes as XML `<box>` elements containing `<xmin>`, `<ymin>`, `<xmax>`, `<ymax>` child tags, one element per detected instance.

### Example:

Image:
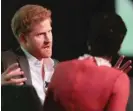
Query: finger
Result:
<box><xmin>9</xmin><ymin>68</ymin><xmax>21</xmax><ymax>74</ymax></box>
<box><xmin>4</xmin><ymin>71</ymin><xmax>24</xmax><ymax>80</ymax></box>
<box><xmin>16</xmin><ymin>82</ymin><xmax>24</xmax><ymax>86</ymax></box>
<box><xmin>5</xmin><ymin>77</ymin><xmax>27</xmax><ymax>85</ymax></box>
<box><xmin>114</xmin><ymin>55</ymin><xmax>125</xmax><ymax>68</ymax></box>
<box><xmin>6</xmin><ymin>63</ymin><xmax>19</xmax><ymax>73</ymax></box>
<box><xmin>123</xmin><ymin>66</ymin><xmax>132</xmax><ymax>73</ymax></box>
<box><xmin>120</xmin><ymin>60</ymin><xmax>132</xmax><ymax>70</ymax></box>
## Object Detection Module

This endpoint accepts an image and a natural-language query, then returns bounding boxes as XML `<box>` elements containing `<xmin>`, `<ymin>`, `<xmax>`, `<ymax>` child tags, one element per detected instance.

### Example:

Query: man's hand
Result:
<box><xmin>1</xmin><ymin>63</ymin><xmax>27</xmax><ymax>85</ymax></box>
<box><xmin>114</xmin><ymin>56</ymin><xmax>132</xmax><ymax>73</ymax></box>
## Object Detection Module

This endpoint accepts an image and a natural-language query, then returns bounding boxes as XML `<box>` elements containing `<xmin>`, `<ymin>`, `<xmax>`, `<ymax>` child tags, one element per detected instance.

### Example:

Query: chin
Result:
<box><xmin>42</xmin><ymin>53</ymin><xmax>52</xmax><ymax>58</ymax></box>
<box><xmin>40</xmin><ymin>50</ymin><xmax>52</xmax><ymax>58</ymax></box>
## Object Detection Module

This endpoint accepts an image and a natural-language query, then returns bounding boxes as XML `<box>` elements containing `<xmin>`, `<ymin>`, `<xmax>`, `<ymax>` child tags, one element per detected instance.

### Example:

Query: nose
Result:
<box><xmin>44</xmin><ymin>33</ymin><xmax>51</xmax><ymax>42</ymax></box>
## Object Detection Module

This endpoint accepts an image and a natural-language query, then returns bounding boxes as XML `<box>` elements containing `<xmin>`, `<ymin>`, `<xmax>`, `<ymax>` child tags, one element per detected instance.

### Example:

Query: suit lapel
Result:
<box><xmin>18</xmin><ymin>55</ymin><xmax>32</xmax><ymax>85</ymax></box>
<box><xmin>15</xmin><ymin>48</ymin><xmax>32</xmax><ymax>85</ymax></box>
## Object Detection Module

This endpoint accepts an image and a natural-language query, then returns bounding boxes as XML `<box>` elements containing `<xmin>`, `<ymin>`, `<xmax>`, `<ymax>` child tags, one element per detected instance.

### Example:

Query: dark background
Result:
<box><xmin>1</xmin><ymin>0</ymin><xmax>133</xmax><ymax>76</ymax></box>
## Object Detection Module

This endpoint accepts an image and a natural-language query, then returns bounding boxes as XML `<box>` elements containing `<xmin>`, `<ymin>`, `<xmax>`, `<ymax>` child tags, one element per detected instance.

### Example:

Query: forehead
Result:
<box><xmin>30</xmin><ymin>19</ymin><xmax>52</xmax><ymax>33</ymax></box>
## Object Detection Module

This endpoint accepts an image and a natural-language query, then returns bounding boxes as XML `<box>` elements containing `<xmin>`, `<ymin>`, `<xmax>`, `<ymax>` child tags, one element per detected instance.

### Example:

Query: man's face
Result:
<box><xmin>22</xmin><ymin>19</ymin><xmax>53</xmax><ymax>59</ymax></box>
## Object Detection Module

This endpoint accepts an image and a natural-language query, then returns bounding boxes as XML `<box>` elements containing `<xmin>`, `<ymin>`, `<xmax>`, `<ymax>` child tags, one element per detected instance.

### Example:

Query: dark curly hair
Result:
<box><xmin>87</xmin><ymin>13</ymin><xmax>127</xmax><ymax>57</ymax></box>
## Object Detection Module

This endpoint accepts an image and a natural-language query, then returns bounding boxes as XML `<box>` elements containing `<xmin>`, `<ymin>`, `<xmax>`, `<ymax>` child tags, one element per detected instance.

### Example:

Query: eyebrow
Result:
<box><xmin>36</xmin><ymin>29</ymin><xmax>52</xmax><ymax>35</ymax></box>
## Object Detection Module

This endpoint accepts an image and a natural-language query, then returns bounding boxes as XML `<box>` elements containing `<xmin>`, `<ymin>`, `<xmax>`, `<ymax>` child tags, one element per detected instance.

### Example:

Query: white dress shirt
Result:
<box><xmin>21</xmin><ymin>48</ymin><xmax>54</xmax><ymax>104</ymax></box>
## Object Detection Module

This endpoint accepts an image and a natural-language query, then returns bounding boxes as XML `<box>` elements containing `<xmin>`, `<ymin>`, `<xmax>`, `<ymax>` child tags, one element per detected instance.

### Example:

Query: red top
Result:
<box><xmin>46</xmin><ymin>57</ymin><xmax>130</xmax><ymax>111</ymax></box>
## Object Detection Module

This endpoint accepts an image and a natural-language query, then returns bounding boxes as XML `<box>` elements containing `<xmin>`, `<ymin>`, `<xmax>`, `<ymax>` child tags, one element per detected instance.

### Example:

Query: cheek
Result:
<box><xmin>49</xmin><ymin>33</ymin><xmax>53</xmax><ymax>41</ymax></box>
<box><xmin>28</xmin><ymin>38</ymin><xmax>42</xmax><ymax>48</ymax></box>
<box><xmin>36</xmin><ymin>39</ymin><xmax>43</xmax><ymax>45</ymax></box>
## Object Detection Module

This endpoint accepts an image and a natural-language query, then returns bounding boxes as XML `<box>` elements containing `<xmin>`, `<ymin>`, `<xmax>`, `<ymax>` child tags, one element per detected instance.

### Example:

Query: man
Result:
<box><xmin>1</xmin><ymin>4</ymin><xmax>58</xmax><ymax>103</ymax></box>
<box><xmin>44</xmin><ymin>13</ymin><xmax>131</xmax><ymax>111</ymax></box>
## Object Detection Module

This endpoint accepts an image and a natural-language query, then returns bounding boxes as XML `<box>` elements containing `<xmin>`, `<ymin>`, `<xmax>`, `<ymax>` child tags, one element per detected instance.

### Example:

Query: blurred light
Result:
<box><xmin>116</xmin><ymin>0</ymin><xmax>133</xmax><ymax>57</ymax></box>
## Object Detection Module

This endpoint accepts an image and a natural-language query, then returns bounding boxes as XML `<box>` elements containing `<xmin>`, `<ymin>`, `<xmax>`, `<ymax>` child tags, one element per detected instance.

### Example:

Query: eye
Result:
<box><xmin>36</xmin><ymin>33</ymin><xmax>44</xmax><ymax>36</ymax></box>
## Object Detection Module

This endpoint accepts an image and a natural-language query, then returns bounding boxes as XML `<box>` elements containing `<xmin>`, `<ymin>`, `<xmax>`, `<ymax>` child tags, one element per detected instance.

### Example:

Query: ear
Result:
<box><xmin>18</xmin><ymin>33</ymin><xmax>27</xmax><ymax>44</ymax></box>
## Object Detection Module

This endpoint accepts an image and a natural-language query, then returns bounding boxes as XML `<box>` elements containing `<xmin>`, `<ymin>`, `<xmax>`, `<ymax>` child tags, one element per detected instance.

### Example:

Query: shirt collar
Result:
<box><xmin>21</xmin><ymin>46</ymin><xmax>54</xmax><ymax>67</ymax></box>
<box><xmin>78</xmin><ymin>54</ymin><xmax>112</xmax><ymax>67</ymax></box>
<box><xmin>94</xmin><ymin>57</ymin><xmax>112</xmax><ymax>67</ymax></box>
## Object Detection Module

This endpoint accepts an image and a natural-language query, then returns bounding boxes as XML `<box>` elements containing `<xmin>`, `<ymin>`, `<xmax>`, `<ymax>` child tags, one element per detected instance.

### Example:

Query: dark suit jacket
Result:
<box><xmin>44</xmin><ymin>57</ymin><xmax>130</xmax><ymax>111</ymax></box>
<box><xmin>1</xmin><ymin>85</ymin><xmax>43</xmax><ymax>111</ymax></box>
<box><xmin>1</xmin><ymin>48</ymin><xmax>59</xmax><ymax>85</ymax></box>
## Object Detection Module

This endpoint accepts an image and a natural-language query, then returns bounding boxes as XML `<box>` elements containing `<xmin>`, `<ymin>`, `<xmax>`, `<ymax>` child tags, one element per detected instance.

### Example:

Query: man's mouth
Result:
<box><xmin>42</xmin><ymin>45</ymin><xmax>51</xmax><ymax>49</ymax></box>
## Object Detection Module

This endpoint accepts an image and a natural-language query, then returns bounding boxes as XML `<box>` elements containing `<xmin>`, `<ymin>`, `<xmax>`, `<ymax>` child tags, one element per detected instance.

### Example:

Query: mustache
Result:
<box><xmin>42</xmin><ymin>44</ymin><xmax>52</xmax><ymax>48</ymax></box>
